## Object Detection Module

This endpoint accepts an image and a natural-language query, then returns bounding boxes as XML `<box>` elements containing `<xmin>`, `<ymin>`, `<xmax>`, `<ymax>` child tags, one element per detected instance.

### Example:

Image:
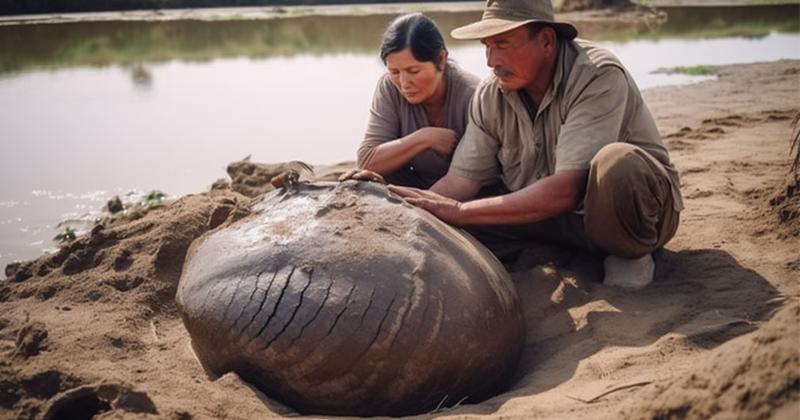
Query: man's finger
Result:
<box><xmin>387</xmin><ymin>185</ymin><xmax>423</xmax><ymax>199</ymax></box>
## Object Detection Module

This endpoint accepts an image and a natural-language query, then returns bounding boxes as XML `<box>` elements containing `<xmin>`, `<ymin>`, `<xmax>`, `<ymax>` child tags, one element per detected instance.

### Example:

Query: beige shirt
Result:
<box><xmin>358</xmin><ymin>62</ymin><xmax>480</xmax><ymax>188</ymax></box>
<box><xmin>450</xmin><ymin>39</ymin><xmax>684</xmax><ymax>211</ymax></box>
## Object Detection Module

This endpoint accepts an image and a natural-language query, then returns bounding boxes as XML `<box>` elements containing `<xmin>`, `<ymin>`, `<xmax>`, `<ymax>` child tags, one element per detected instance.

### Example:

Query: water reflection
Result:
<box><xmin>0</xmin><ymin>5</ymin><xmax>797</xmax><ymax>76</ymax></box>
<box><xmin>0</xmin><ymin>5</ymin><xmax>799</xmax><ymax>270</ymax></box>
<box><xmin>130</xmin><ymin>63</ymin><xmax>153</xmax><ymax>88</ymax></box>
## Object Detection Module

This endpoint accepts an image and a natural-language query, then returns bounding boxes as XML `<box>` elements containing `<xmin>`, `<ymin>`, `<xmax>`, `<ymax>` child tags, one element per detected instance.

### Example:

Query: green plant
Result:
<box><xmin>143</xmin><ymin>190</ymin><xmax>167</xmax><ymax>207</ymax></box>
<box><xmin>53</xmin><ymin>227</ymin><xmax>77</xmax><ymax>245</ymax></box>
<box><xmin>653</xmin><ymin>65</ymin><xmax>716</xmax><ymax>76</ymax></box>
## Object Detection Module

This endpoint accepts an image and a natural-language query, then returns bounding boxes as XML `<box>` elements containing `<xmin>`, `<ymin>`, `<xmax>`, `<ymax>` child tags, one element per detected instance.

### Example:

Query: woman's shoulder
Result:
<box><xmin>372</xmin><ymin>72</ymin><xmax>405</xmax><ymax>108</ymax></box>
<box><xmin>374</xmin><ymin>72</ymin><xmax>399</xmax><ymax>96</ymax></box>
<box><xmin>447</xmin><ymin>61</ymin><xmax>481</xmax><ymax>93</ymax></box>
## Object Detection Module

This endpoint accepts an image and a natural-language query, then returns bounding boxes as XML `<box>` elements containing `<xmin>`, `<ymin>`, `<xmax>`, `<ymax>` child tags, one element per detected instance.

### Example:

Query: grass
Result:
<box><xmin>53</xmin><ymin>227</ymin><xmax>77</xmax><ymax>245</ymax></box>
<box><xmin>143</xmin><ymin>190</ymin><xmax>167</xmax><ymax>207</ymax></box>
<box><xmin>653</xmin><ymin>65</ymin><xmax>716</xmax><ymax>75</ymax></box>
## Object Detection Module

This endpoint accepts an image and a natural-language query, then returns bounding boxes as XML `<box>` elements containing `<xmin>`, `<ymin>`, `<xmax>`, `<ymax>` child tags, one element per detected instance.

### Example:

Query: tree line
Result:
<box><xmin>0</xmin><ymin>0</ymin><xmax>440</xmax><ymax>15</ymax></box>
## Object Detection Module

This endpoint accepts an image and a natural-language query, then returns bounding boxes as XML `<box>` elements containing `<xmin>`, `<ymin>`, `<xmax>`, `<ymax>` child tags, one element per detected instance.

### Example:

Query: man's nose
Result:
<box><xmin>486</xmin><ymin>46</ymin><xmax>497</xmax><ymax>68</ymax></box>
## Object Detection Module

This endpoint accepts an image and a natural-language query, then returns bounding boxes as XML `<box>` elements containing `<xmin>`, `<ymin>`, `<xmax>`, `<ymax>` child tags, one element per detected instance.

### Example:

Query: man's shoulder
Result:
<box><xmin>571</xmin><ymin>38</ymin><xmax>625</xmax><ymax>72</ymax></box>
<box><xmin>560</xmin><ymin>39</ymin><xmax>630</xmax><ymax>102</ymax></box>
<box><xmin>474</xmin><ymin>74</ymin><xmax>504</xmax><ymax>102</ymax></box>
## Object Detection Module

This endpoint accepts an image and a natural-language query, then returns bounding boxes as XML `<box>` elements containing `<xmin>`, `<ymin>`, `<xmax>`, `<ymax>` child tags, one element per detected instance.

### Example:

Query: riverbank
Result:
<box><xmin>0</xmin><ymin>1</ymin><xmax>664</xmax><ymax>26</ymax></box>
<box><xmin>1</xmin><ymin>58</ymin><xmax>798</xmax><ymax>419</ymax></box>
<box><xmin>5</xmin><ymin>2</ymin><xmax>485</xmax><ymax>25</ymax></box>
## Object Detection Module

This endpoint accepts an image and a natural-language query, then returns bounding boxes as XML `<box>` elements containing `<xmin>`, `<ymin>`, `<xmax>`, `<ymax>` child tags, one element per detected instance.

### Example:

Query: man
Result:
<box><xmin>354</xmin><ymin>0</ymin><xmax>682</xmax><ymax>289</ymax></box>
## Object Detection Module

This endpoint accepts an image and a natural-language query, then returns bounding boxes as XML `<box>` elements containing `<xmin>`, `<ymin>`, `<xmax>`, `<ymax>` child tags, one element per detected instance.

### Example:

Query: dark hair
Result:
<box><xmin>379</xmin><ymin>13</ymin><xmax>447</xmax><ymax>69</ymax></box>
<box><xmin>528</xmin><ymin>22</ymin><xmax>562</xmax><ymax>41</ymax></box>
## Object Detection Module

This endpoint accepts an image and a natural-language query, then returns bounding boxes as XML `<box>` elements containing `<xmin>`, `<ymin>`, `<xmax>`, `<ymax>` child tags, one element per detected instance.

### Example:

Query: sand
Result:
<box><xmin>1</xmin><ymin>59</ymin><xmax>798</xmax><ymax>419</ymax></box>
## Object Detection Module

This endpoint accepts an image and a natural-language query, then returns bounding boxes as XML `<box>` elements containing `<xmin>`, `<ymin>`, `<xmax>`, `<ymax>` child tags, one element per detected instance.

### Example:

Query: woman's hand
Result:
<box><xmin>338</xmin><ymin>169</ymin><xmax>386</xmax><ymax>184</ymax></box>
<box><xmin>416</xmin><ymin>127</ymin><xmax>458</xmax><ymax>157</ymax></box>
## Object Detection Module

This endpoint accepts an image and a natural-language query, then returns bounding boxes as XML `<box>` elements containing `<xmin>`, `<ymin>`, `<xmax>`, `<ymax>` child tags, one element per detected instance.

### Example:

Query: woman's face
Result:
<box><xmin>386</xmin><ymin>48</ymin><xmax>445</xmax><ymax>105</ymax></box>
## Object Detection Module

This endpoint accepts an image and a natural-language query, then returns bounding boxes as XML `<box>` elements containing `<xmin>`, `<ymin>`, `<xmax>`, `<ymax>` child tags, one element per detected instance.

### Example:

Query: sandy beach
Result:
<box><xmin>1</xmin><ymin>54</ymin><xmax>798</xmax><ymax>419</ymax></box>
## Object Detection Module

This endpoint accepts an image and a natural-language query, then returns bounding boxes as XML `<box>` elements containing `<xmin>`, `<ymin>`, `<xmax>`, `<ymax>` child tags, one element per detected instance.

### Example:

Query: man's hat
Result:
<box><xmin>451</xmin><ymin>0</ymin><xmax>578</xmax><ymax>40</ymax></box>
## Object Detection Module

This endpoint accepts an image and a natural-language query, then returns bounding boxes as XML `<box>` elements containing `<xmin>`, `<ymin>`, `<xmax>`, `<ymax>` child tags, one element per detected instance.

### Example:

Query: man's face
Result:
<box><xmin>481</xmin><ymin>25</ymin><xmax>547</xmax><ymax>92</ymax></box>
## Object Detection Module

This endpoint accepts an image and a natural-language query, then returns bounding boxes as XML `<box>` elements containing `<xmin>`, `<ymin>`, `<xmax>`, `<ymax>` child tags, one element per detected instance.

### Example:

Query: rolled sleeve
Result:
<box><xmin>449</xmin><ymin>91</ymin><xmax>501</xmax><ymax>181</ymax></box>
<box><xmin>555</xmin><ymin>67</ymin><xmax>629</xmax><ymax>172</ymax></box>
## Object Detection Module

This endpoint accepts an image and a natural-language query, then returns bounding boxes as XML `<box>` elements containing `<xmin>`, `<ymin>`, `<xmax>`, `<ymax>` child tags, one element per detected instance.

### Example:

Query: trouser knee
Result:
<box><xmin>584</xmin><ymin>143</ymin><xmax>678</xmax><ymax>258</ymax></box>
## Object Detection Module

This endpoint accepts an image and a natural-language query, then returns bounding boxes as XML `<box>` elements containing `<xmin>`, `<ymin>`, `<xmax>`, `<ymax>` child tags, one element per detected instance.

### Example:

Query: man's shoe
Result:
<box><xmin>603</xmin><ymin>253</ymin><xmax>655</xmax><ymax>289</ymax></box>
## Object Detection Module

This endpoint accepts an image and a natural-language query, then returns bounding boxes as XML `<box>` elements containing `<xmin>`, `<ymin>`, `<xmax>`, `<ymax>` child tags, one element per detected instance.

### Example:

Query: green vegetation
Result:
<box><xmin>143</xmin><ymin>190</ymin><xmax>167</xmax><ymax>207</ymax></box>
<box><xmin>53</xmin><ymin>227</ymin><xmax>77</xmax><ymax>245</ymax></box>
<box><xmin>0</xmin><ymin>1</ymin><xmax>452</xmax><ymax>16</ymax></box>
<box><xmin>0</xmin><ymin>5</ymin><xmax>796</xmax><ymax>76</ymax></box>
<box><xmin>653</xmin><ymin>65</ymin><xmax>716</xmax><ymax>76</ymax></box>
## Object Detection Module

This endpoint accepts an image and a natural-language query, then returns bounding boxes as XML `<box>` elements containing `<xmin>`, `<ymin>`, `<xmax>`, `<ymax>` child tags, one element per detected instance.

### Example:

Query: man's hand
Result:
<box><xmin>387</xmin><ymin>185</ymin><xmax>464</xmax><ymax>224</ymax></box>
<box><xmin>338</xmin><ymin>169</ymin><xmax>386</xmax><ymax>184</ymax></box>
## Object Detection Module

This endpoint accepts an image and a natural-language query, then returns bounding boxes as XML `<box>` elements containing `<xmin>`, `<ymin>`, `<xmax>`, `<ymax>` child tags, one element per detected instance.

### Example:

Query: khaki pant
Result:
<box><xmin>467</xmin><ymin>143</ymin><xmax>680</xmax><ymax>260</ymax></box>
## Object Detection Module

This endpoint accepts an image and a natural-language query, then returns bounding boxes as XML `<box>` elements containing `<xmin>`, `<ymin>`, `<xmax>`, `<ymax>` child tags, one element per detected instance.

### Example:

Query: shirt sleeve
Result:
<box><xmin>357</xmin><ymin>75</ymin><xmax>401</xmax><ymax>168</ymax></box>
<box><xmin>448</xmin><ymin>88</ymin><xmax>501</xmax><ymax>181</ymax></box>
<box><xmin>555</xmin><ymin>66</ymin><xmax>629</xmax><ymax>172</ymax></box>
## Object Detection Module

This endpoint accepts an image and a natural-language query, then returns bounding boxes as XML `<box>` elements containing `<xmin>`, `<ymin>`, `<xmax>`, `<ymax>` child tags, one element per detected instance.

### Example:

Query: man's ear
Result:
<box><xmin>439</xmin><ymin>50</ymin><xmax>448</xmax><ymax>71</ymax></box>
<box><xmin>540</xmin><ymin>27</ymin><xmax>557</xmax><ymax>57</ymax></box>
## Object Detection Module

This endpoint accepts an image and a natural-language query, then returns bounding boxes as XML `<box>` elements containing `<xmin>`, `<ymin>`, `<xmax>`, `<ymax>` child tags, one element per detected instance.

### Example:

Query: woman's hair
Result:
<box><xmin>379</xmin><ymin>13</ymin><xmax>447</xmax><ymax>69</ymax></box>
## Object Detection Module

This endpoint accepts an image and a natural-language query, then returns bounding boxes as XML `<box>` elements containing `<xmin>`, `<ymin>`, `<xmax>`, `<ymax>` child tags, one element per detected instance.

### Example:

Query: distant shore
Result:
<box><xmin>2</xmin><ymin>0</ymin><xmax>798</xmax><ymax>26</ymax></box>
<box><xmin>1</xmin><ymin>2</ymin><xmax>480</xmax><ymax>25</ymax></box>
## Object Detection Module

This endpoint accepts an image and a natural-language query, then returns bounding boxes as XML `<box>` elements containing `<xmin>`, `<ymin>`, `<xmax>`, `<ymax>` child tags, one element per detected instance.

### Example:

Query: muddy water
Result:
<box><xmin>1</xmin><ymin>4</ymin><xmax>798</xmax><ymax>269</ymax></box>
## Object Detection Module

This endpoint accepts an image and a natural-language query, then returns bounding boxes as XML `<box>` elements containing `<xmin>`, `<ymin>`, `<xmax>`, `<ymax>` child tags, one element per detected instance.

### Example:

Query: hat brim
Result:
<box><xmin>451</xmin><ymin>18</ymin><xmax>577</xmax><ymax>41</ymax></box>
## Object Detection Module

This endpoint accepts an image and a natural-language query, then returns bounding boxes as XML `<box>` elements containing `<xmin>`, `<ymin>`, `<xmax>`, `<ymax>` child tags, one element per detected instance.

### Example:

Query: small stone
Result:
<box><xmin>5</xmin><ymin>262</ymin><xmax>20</xmax><ymax>279</ymax></box>
<box><xmin>106</xmin><ymin>196</ymin><xmax>124</xmax><ymax>214</ymax></box>
<box><xmin>13</xmin><ymin>265</ymin><xmax>33</xmax><ymax>283</ymax></box>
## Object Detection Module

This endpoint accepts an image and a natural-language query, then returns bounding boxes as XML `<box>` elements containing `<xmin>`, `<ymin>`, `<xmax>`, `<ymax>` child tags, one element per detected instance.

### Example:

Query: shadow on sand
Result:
<box><xmin>447</xmin><ymin>244</ymin><xmax>783</xmax><ymax>416</ymax></box>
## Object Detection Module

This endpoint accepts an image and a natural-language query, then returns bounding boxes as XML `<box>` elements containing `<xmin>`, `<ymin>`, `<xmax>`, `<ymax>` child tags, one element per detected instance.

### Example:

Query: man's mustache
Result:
<box><xmin>493</xmin><ymin>66</ymin><xmax>513</xmax><ymax>78</ymax></box>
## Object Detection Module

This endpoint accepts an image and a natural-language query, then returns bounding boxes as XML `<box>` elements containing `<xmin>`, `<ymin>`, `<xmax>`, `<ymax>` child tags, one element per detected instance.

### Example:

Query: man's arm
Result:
<box><xmin>429</xmin><ymin>172</ymin><xmax>482</xmax><ymax>202</ymax></box>
<box><xmin>389</xmin><ymin>169</ymin><xmax>587</xmax><ymax>225</ymax></box>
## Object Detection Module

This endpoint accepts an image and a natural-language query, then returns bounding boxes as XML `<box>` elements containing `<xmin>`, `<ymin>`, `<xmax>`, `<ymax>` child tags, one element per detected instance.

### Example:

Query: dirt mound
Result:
<box><xmin>767</xmin><ymin>178</ymin><xmax>800</xmax><ymax>238</ymax></box>
<box><xmin>0</xmin><ymin>191</ymin><xmax>250</xmax><ymax>419</ymax></box>
<box><xmin>621</xmin><ymin>302</ymin><xmax>799</xmax><ymax>419</ymax></box>
<box><xmin>2</xmin><ymin>191</ymin><xmax>250</xmax><ymax>315</ymax></box>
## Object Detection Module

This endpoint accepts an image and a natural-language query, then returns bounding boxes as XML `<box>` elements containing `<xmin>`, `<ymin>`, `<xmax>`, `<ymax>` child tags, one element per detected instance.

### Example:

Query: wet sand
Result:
<box><xmin>1</xmin><ymin>59</ymin><xmax>799</xmax><ymax>419</ymax></box>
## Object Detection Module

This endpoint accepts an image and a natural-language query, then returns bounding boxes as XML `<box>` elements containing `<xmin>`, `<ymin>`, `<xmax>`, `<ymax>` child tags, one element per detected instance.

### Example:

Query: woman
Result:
<box><xmin>351</xmin><ymin>13</ymin><xmax>479</xmax><ymax>188</ymax></box>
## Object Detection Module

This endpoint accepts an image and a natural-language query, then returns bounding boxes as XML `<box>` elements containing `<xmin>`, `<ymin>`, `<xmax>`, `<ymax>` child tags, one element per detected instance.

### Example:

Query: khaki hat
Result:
<box><xmin>451</xmin><ymin>0</ymin><xmax>578</xmax><ymax>41</ymax></box>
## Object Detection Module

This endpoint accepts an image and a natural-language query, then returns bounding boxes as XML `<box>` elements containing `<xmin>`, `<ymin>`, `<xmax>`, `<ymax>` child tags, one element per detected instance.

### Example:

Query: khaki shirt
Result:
<box><xmin>450</xmin><ymin>39</ymin><xmax>683</xmax><ymax>211</ymax></box>
<box><xmin>358</xmin><ymin>62</ymin><xmax>480</xmax><ymax>188</ymax></box>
